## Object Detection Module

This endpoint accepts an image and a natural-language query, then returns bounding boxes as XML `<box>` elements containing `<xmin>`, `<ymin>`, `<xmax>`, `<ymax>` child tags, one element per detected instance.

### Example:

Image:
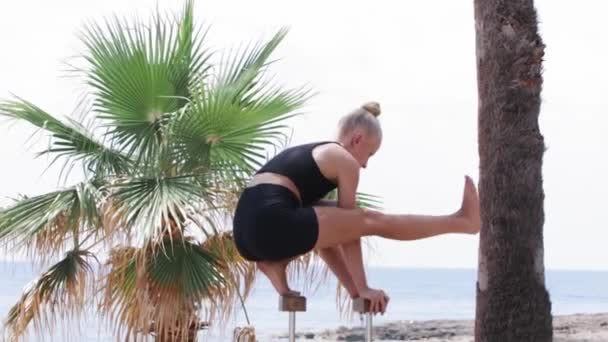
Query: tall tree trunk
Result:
<box><xmin>474</xmin><ymin>0</ymin><xmax>553</xmax><ymax>341</ymax></box>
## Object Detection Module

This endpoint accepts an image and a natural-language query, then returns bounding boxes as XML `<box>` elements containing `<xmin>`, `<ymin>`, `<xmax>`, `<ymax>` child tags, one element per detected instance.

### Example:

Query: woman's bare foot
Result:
<box><xmin>457</xmin><ymin>175</ymin><xmax>481</xmax><ymax>234</ymax></box>
<box><xmin>257</xmin><ymin>260</ymin><xmax>300</xmax><ymax>296</ymax></box>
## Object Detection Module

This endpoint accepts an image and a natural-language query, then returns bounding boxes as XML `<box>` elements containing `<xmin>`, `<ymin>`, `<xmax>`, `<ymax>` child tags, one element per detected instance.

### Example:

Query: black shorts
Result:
<box><xmin>232</xmin><ymin>184</ymin><xmax>319</xmax><ymax>262</ymax></box>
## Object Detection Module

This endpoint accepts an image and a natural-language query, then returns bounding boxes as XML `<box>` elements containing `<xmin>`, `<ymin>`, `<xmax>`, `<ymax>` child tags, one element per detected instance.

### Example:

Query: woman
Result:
<box><xmin>232</xmin><ymin>102</ymin><xmax>480</xmax><ymax>314</ymax></box>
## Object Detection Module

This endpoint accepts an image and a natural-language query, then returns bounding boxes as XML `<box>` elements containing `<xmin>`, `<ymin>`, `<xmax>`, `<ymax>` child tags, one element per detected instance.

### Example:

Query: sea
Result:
<box><xmin>1</xmin><ymin>262</ymin><xmax>607</xmax><ymax>341</ymax></box>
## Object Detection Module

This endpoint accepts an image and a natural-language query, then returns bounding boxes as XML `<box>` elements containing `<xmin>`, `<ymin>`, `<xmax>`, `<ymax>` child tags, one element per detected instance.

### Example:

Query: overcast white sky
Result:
<box><xmin>0</xmin><ymin>0</ymin><xmax>605</xmax><ymax>270</ymax></box>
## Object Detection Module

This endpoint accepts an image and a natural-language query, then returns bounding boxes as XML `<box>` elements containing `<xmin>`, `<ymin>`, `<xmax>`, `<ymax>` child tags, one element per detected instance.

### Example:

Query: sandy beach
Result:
<box><xmin>275</xmin><ymin>313</ymin><xmax>608</xmax><ymax>341</ymax></box>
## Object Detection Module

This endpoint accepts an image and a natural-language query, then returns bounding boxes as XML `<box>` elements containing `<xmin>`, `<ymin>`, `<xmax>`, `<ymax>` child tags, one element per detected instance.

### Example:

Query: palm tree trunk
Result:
<box><xmin>474</xmin><ymin>0</ymin><xmax>553</xmax><ymax>341</ymax></box>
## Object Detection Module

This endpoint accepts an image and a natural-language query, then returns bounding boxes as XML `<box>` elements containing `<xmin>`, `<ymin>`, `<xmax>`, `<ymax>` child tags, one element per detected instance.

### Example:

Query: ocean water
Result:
<box><xmin>1</xmin><ymin>262</ymin><xmax>607</xmax><ymax>341</ymax></box>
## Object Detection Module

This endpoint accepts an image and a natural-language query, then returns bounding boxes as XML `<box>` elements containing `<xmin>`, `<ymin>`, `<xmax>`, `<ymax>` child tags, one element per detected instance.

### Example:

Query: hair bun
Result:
<box><xmin>362</xmin><ymin>101</ymin><xmax>381</xmax><ymax>117</ymax></box>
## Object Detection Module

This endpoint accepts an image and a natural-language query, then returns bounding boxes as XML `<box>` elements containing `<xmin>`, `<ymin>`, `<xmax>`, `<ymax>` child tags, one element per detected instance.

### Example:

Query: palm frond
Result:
<box><xmin>287</xmin><ymin>252</ymin><xmax>332</xmax><ymax>294</ymax></box>
<box><xmin>105</xmin><ymin>174</ymin><xmax>219</xmax><ymax>244</ymax></box>
<box><xmin>97</xmin><ymin>247</ymin><xmax>139</xmax><ymax>339</ymax></box>
<box><xmin>324</xmin><ymin>190</ymin><xmax>384</xmax><ymax>210</ymax></box>
<box><xmin>79</xmin><ymin>1</ymin><xmax>211</xmax><ymax>160</ymax></box>
<box><xmin>0</xmin><ymin>182</ymin><xmax>104</xmax><ymax>263</ymax></box>
<box><xmin>355</xmin><ymin>192</ymin><xmax>383</xmax><ymax>210</ymax></box>
<box><xmin>201</xmin><ymin>232</ymin><xmax>256</xmax><ymax>323</ymax></box>
<box><xmin>1</xmin><ymin>2</ymin><xmax>315</xmax><ymax>340</ymax></box>
<box><xmin>168</xmin><ymin>29</ymin><xmax>311</xmax><ymax>175</ymax></box>
<box><xmin>147</xmin><ymin>239</ymin><xmax>227</xmax><ymax>341</ymax></box>
<box><xmin>99</xmin><ymin>240</ymin><xmax>227</xmax><ymax>342</ymax></box>
<box><xmin>4</xmin><ymin>250</ymin><xmax>96</xmax><ymax>342</ymax></box>
<box><xmin>0</xmin><ymin>99</ymin><xmax>132</xmax><ymax>178</ymax></box>
<box><xmin>216</xmin><ymin>28</ymin><xmax>286</xmax><ymax>100</ymax></box>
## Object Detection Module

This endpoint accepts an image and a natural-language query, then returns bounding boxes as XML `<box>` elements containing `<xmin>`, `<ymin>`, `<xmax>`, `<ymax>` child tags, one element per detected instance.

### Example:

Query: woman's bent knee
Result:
<box><xmin>360</xmin><ymin>208</ymin><xmax>384</xmax><ymax>235</ymax></box>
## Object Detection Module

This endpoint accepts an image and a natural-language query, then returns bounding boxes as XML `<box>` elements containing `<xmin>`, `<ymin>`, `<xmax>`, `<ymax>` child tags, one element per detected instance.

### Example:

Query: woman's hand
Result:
<box><xmin>357</xmin><ymin>287</ymin><xmax>390</xmax><ymax>315</ymax></box>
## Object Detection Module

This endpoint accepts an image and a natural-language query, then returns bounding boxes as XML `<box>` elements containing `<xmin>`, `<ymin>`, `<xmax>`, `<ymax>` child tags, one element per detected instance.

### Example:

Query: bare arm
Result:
<box><xmin>315</xmin><ymin>199</ymin><xmax>359</xmax><ymax>297</ymax></box>
<box><xmin>335</xmin><ymin>157</ymin><xmax>370</xmax><ymax>293</ymax></box>
<box><xmin>317</xmin><ymin>146</ymin><xmax>388</xmax><ymax>314</ymax></box>
<box><xmin>341</xmin><ymin>239</ymin><xmax>368</xmax><ymax>292</ymax></box>
<box><xmin>317</xmin><ymin>245</ymin><xmax>359</xmax><ymax>298</ymax></box>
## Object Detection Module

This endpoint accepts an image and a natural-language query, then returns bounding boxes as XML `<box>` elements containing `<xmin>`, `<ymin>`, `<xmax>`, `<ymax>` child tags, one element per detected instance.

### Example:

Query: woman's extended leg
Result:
<box><xmin>311</xmin><ymin>176</ymin><xmax>479</xmax><ymax>312</ymax></box>
<box><xmin>254</xmin><ymin>177</ymin><xmax>479</xmax><ymax>297</ymax></box>
<box><xmin>313</xmin><ymin>176</ymin><xmax>481</xmax><ymax>249</ymax></box>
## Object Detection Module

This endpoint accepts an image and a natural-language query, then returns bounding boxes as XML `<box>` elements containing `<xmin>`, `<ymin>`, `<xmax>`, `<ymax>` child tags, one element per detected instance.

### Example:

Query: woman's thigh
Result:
<box><xmin>312</xmin><ymin>205</ymin><xmax>374</xmax><ymax>249</ymax></box>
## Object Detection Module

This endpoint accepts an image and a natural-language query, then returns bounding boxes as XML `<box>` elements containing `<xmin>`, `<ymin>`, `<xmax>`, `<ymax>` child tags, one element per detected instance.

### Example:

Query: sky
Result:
<box><xmin>0</xmin><ymin>0</ymin><xmax>606</xmax><ymax>271</ymax></box>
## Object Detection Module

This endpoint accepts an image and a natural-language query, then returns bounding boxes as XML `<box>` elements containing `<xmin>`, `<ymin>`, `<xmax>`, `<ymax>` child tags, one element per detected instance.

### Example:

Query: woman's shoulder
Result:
<box><xmin>313</xmin><ymin>141</ymin><xmax>358</xmax><ymax>169</ymax></box>
<box><xmin>312</xmin><ymin>141</ymin><xmax>345</xmax><ymax>155</ymax></box>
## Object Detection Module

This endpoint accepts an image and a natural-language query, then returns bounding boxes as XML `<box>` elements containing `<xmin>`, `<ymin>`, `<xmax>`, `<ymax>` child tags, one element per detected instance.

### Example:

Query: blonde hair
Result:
<box><xmin>338</xmin><ymin>101</ymin><xmax>382</xmax><ymax>139</ymax></box>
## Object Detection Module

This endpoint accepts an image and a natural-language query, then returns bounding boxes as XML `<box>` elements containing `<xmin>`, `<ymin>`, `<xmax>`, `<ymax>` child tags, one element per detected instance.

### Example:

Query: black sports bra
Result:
<box><xmin>256</xmin><ymin>141</ymin><xmax>339</xmax><ymax>206</ymax></box>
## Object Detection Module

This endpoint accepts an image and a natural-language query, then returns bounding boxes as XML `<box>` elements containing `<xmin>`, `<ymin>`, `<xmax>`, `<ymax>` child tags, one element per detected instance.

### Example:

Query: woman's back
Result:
<box><xmin>254</xmin><ymin>141</ymin><xmax>344</xmax><ymax>206</ymax></box>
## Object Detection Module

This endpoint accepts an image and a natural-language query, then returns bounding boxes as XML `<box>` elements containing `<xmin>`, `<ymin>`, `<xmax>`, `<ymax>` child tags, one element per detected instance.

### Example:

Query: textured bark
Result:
<box><xmin>474</xmin><ymin>0</ymin><xmax>553</xmax><ymax>341</ymax></box>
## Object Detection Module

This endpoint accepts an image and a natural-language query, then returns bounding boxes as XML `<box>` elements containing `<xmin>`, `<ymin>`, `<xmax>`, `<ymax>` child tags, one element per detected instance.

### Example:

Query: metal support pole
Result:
<box><xmin>353</xmin><ymin>298</ymin><xmax>373</xmax><ymax>341</ymax></box>
<box><xmin>365</xmin><ymin>312</ymin><xmax>373</xmax><ymax>342</ymax></box>
<box><xmin>279</xmin><ymin>295</ymin><xmax>306</xmax><ymax>342</ymax></box>
<box><xmin>288</xmin><ymin>311</ymin><xmax>296</xmax><ymax>342</ymax></box>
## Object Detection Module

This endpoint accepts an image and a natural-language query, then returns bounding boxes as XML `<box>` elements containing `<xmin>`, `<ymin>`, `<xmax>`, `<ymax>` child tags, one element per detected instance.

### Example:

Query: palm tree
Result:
<box><xmin>473</xmin><ymin>0</ymin><xmax>553</xmax><ymax>340</ymax></box>
<box><xmin>0</xmin><ymin>2</ymin><xmax>310</xmax><ymax>341</ymax></box>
